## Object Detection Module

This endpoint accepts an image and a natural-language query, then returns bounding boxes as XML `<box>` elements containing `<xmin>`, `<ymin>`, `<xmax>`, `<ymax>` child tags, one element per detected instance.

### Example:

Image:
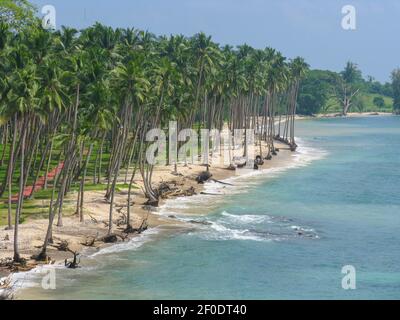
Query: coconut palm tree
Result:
<box><xmin>0</xmin><ymin>14</ymin><xmax>310</xmax><ymax>260</ymax></box>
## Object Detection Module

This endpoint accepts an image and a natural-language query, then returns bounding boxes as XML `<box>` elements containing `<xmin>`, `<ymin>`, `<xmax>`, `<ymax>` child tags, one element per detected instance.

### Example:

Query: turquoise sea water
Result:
<box><xmin>17</xmin><ymin>116</ymin><xmax>400</xmax><ymax>299</ymax></box>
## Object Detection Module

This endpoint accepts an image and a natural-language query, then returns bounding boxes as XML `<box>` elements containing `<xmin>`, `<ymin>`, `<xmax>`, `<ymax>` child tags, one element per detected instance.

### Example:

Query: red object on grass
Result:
<box><xmin>10</xmin><ymin>162</ymin><xmax>64</xmax><ymax>203</ymax></box>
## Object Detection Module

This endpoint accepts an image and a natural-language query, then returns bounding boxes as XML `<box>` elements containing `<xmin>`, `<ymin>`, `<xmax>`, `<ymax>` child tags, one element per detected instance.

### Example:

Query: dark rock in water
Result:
<box><xmin>189</xmin><ymin>220</ymin><xmax>212</xmax><ymax>226</ymax></box>
<box><xmin>253</xmin><ymin>163</ymin><xmax>259</xmax><ymax>170</ymax></box>
<box><xmin>196</xmin><ymin>171</ymin><xmax>212</xmax><ymax>184</ymax></box>
<box><xmin>168</xmin><ymin>215</ymin><xmax>177</xmax><ymax>219</ymax></box>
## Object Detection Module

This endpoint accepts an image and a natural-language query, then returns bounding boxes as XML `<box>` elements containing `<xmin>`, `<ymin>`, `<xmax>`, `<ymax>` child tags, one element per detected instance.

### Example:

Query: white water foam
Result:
<box><xmin>221</xmin><ymin>211</ymin><xmax>269</xmax><ymax>224</ymax></box>
<box><xmin>156</xmin><ymin>138</ymin><xmax>326</xmax><ymax>242</ymax></box>
<box><xmin>1</xmin><ymin>263</ymin><xmax>67</xmax><ymax>295</ymax></box>
<box><xmin>90</xmin><ymin>227</ymin><xmax>160</xmax><ymax>257</ymax></box>
<box><xmin>203</xmin><ymin>221</ymin><xmax>267</xmax><ymax>242</ymax></box>
<box><xmin>158</xmin><ymin>138</ymin><xmax>326</xmax><ymax>217</ymax></box>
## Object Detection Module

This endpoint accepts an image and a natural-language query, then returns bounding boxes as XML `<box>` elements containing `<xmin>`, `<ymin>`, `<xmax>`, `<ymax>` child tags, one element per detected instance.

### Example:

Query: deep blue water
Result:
<box><xmin>18</xmin><ymin>116</ymin><xmax>400</xmax><ymax>299</ymax></box>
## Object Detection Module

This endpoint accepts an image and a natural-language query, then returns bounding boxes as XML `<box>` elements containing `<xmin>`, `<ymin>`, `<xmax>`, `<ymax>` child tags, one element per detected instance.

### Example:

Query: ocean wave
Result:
<box><xmin>201</xmin><ymin>221</ymin><xmax>267</xmax><ymax>242</ymax></box>
<box><xmin>90</xmin><ymin>228</ymin><xmax>160</xmax><ymax>257</ymax></box>
<box><xmin>157</xmin><ymin>138</ymin><xmax>325</xmax><ymax>241</ymax></box>
<box><xmin>221</xmin><ymin>211</ymin><xmax>269</xmax><ymax>224</ymax></box>
<box><xmin>2</xmin><ymin>263</ymin><xmax>66</xmax><ymax>294</ymax></box>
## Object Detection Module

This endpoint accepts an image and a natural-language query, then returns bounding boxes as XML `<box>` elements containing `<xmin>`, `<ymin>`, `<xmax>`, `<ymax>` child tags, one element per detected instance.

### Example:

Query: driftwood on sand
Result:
<box><xmin>0</xmin><ymin>257</ymin><xmax>34</xmax><ymax>273</ymax></box>
<box><xmin>124</xmin><ymin>216</ymin><xmax>149</xmax><ymax>234</ymax></box>
<box><xmin>64</xmin><ymin>251</ymin><xmax>80</xmax><ymax>269</ymax></box>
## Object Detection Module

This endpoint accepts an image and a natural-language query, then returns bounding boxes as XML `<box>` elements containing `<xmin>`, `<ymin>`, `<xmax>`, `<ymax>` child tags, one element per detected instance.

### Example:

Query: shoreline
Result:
<box><xmin>1</xmin><ymin>140</ymin><xmax>295</xmax><ymax>297</ymax></box>
<box><xmin>296</xmin><ymin>111</ymin><xmax>394</xmax><ymax>120</ymax></box>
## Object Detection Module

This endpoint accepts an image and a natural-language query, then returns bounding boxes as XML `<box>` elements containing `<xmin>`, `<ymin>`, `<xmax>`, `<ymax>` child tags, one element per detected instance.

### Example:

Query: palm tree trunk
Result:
<box><xmin>43</xmin><ymin>138</ymin><xmax>54</xmax><ymax>189</ymax></box>
<box><xmin>13</xmin><ymin>121</ymin><xmax>27</xmax><ymax>263</ymax></box>
<box><xmin>79</xmin><ymin>143</ymin><xmax>93</xmax><ymax>222</ymax></box>
<box><xmin>6</xmin><ymin>115</ymin><xmax>18</xmax><ymax>230</ymax></box>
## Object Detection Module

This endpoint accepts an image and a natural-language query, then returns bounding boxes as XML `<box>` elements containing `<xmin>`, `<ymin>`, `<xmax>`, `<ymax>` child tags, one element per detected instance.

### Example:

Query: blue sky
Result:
<box><xmin>30</xmin><ymin>0</ymin><xmax>400</xmax><ymax>82</ymax></box>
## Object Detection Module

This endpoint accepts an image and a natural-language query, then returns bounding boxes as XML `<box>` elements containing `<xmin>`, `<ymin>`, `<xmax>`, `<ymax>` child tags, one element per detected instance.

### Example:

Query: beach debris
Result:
<box><xmin>154</xmin><ymin>181</ymin><xmax>196</xmax><ymax>199</ymax></box>
<box><xmin>196</xmin><ymin>171</ymin><xmax>212</xmax><ymax>184</ymax></box>
<box><xmin>255</xmin><ymin>155</ymin><xmax>264</xmax><ymax>166</ymax></box>
<box><xmin>65</xmin><ymin>252</ymin><xmax>80</xmax><ymax>269</ymax></box>
<box><xmin>115</xmin><ymin>212</ymin><xmax>127</xmax><ymax>227</ymax></box>
<box><xmin>226</xmin><ymin>164</ymin><xmax>236</xmax><ymax>171</ymax></box>
<box><xmin>144</xmin><ymin>198</ymin><xmax>159</xmax><ymax>207</ymax></box>
<box><xmin>57</xmin><ymin>240</ymin><xmax>70</xmax><ymax>252</ymax></box>
<box><xmin>210</xmin><ymin>179</ymin><xmax>233</xmax><ymax>186</ymax></box>
<box><xmin>188</xmin><ymin>220</ymin><xmax>212</xmax><ymax>226</ymax></box>
<box><xmin>168</xmin><ymin>215</ymin><xmax>177</xmax><ymax>219</ymax></box>
<box><xmin>157</xmin><ymin>182</ymin><xmax>177</xmax><ymax>196</ymax></box>
<box><xmin>87</xmin><ymin>213</ymin><xmax>98</xmax><ymax>224</ymax></box>
<box><xmin>0</xmin><ymin>275</ymin><xmax>12</xmax><ymax>289</ymax></box>
<box><xmin>4</xmin><ymin>234</ymin><xmax>9</xmax><ymax>241</ymax></box>
<box><xmin>200</xmin><ymin>192</ymin><xmax>219</xmax><ymax>196</ymax></box>
<box><xmin>82</xmin><ymin>234</ymin><xmax>98</xmax><ymax>247</ymax></box>
<box><xmin>236</xmin><ymin>162</ymin><xmax>246</xmax><ymax>168</ymax></box>
<box><xmin>125</xmin><ymin>217</ymin><xmax>148</xmax><ymax>234</ymax></box>
<box><xmin>0</xmin><ymin>276</ymin><xmax>13</xmax><ymax>300</ymax></box>
<box><xmin>100</xmin><ymin>233</ymin><xmax>128</xmax><ymax>243</ymax></box>
<box><xmin>0</xmin><ymin>257</ymin><xmax>33</xmax><ymax>273</ymax></box>
<box><xmin>101</xmin><ymin>234</ymin><xmax>119</xmax><ymax>243</ymax></box>
<box><xmin>187</xmin><ymin>186</ymin><xmax>196</xmax><ymax>195</ymax></box>
<box><xmin>142</xmin><ymin>205</ymin><xmax>158</xmax><ymax>212</ymax></box>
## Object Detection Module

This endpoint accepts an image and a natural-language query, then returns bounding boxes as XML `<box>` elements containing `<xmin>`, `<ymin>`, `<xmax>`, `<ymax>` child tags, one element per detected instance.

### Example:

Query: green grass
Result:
<box><xmin>0</xmin><ymin>139</ymin><xmax>137</xmax><ymax>226</ymax></box>
<box><xmin>0</xmin><ymin>181</ymin><xmax>136</xmax><ymax>226</ymax></box>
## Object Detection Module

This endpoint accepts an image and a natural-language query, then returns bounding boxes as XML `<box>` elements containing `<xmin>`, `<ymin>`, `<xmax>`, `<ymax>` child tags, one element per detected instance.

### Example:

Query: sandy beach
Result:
<box><xmin>0</xmin><ymin>139</ymin><xmax>292</xmax><ymax>290</ymax></box>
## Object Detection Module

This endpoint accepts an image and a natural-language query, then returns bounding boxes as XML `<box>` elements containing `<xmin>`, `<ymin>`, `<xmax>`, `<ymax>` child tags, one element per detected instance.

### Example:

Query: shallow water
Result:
<box><xmin>18</xmin><ymin>116</ymin><xmax>400</xmax><ymax>299</ymax></box>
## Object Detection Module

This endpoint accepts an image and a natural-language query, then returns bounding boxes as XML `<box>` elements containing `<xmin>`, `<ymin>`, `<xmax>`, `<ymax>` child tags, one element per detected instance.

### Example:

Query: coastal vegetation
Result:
<box><xmin>0</xmin><ymin>1</ymin><xmax>308</xmax><ymax>264</ymax></box>
<box><xmin>297</xmin><ymin>63</ymin><xmax>395</xmax><ymax>115</ymax></box>
<box><xmin>391</xmin><ymin>69</ymin><xmax>400</xmax><ymax>114</ymax></box>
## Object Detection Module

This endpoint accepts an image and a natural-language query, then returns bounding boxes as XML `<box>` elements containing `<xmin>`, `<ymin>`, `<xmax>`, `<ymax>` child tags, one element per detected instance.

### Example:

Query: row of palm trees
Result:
<box><xmin>0</xmin><ymin>20</ymin><xmax>308</xmax><ymax>263</ymax></box>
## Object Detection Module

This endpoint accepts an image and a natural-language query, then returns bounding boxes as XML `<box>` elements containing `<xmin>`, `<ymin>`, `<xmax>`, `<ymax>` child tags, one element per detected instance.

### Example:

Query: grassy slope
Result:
<box><xmin>0</xmin><ymin>144</ymin><xmax>133</xmax><ymax>225</ymax></box>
